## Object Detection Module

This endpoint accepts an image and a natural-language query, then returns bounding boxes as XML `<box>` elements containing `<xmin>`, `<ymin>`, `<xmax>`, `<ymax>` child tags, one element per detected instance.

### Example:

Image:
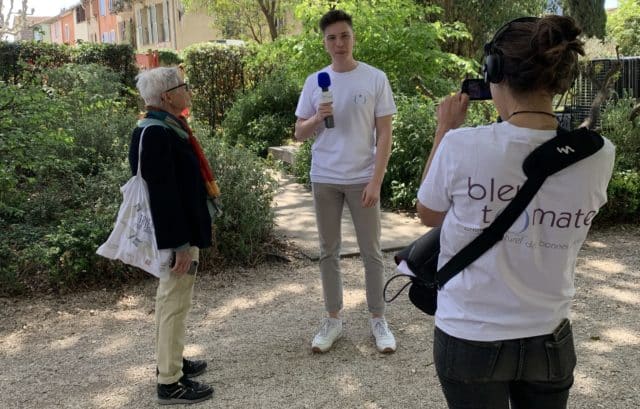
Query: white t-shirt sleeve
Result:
<box><xmin>374</xmin><ymin>73</ymin><xmax>397</xmax><ymax>117</ymax></box>
<box><xmin>596</xmin><ymin>138</ymin><xmax>616</xmax><ymax>207</ymax></box>
<box><xmin>295</xmin><ymin>76</ymin><xmax>316</xmax><ymax>119</ymax></box>
<box><xmin>417</xmin><ymin>135</ymin><xmax>453</xmax><ymax>212</ymax></box>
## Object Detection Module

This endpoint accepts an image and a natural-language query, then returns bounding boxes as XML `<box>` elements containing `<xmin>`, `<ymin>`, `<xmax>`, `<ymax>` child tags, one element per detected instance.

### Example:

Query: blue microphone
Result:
<box><xmin>317</xmin><ymin>72</ymin><xmax>334</xmax><ymax>128</ymax></box>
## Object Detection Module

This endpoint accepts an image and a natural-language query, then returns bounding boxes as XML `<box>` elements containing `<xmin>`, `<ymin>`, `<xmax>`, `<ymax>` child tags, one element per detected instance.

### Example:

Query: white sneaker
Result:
<box><xmin>371</xmin><ymin>317</ymin><xmax>396</xmax><ymax>353</ymax></box>
<box><xmin>311</xmin><ymin>318</ymin><xmax>343</xmax><ymax>353</ymax></box>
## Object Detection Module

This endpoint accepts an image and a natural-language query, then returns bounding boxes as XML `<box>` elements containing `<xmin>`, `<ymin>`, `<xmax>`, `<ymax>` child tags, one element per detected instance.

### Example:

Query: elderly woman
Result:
<box><xmin>131</xmin><ymin>67</ymin><xmax>219</xmax><ymax>404</ymax></box>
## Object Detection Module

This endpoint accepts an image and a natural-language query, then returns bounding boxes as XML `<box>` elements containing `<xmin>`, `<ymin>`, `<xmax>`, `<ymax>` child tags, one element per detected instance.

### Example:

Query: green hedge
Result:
<box><xmin>0</xmin><ymin>63</ymin><xmax>279</xmax><ymax>295</ymax></box>
<box><xmin>221</xmin><ymin>69</ymin><xmax>299</xmax><ymax>156</ymax></box>
<box><xmin>0</xmin><ymin>66</ymin><xmax>136</xmax><ymax>294</ymax></box>
<box><xmin>195</xmin><ymin>124</ymin><xmax>278</xmax><ymax>266</ymax></box>
<box><xmin>182</xmin><ymin>43</ymin><xmax>258</xmax><ymax>130</ymax></box>
<box><xmin>0</xmin><ymin>41</ymin><xmax>72</xmax><ymax>84</ymax></box>
<box><xmin>73</xmin><ymin>42</ymin><xmax>138</xmax><ymax>88</ymax></box>
<box><xmin>157</xmin><ymin>48</ymin><xmax>183</xmax><ymax>66</ymax></box>
<box><xmin>0</xmin><ymin>41</ymin><xmax>137</xmax><ymax>90</ymax></box>
<box><xmin>597</xmin><ymin>97</ymin><xmax>640</xmax><ymax>224</ymax></box>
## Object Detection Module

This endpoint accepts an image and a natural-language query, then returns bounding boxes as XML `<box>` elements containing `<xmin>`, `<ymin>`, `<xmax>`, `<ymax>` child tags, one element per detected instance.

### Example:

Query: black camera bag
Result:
<box><xmin>384</xmin><ymin>126</ymin><xmax>604</xmax><ymax>315</ymax></box>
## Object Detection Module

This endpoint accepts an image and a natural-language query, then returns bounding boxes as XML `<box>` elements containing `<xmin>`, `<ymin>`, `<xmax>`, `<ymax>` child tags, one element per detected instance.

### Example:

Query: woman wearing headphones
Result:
<box><xmin>417</xmin><ymin>15</ymin><xmax>615</xmax><ymax>409</ymax></box>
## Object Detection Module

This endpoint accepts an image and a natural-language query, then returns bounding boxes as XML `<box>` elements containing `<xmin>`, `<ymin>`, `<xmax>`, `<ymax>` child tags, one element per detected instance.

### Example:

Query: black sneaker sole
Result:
<box><xmin>157</xmin><ymin>392</ymin><xmax>213</xmax><ymax>405</ymax></box>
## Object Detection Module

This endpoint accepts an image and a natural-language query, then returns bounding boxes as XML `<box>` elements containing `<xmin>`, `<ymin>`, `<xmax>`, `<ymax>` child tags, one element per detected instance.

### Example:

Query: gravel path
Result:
<box><xmin>1</xmin><ymin>226</ymin><xmax>638</xmax><ymax>408</ymax></box>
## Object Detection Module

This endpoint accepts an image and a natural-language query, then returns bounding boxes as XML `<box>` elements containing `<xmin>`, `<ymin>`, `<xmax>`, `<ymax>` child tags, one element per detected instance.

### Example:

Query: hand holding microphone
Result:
<box><xmin>317</xmin><ymin>72</ymin><xmax>334</xmax><ymax>128</ymax></box>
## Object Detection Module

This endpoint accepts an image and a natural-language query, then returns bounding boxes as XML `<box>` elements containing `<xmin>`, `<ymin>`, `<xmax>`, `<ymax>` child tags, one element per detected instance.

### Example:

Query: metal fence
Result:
<box><xmin>570</xmin><ymin>57</ymin><xmax>640</xmax><ymax>127</ymax></box>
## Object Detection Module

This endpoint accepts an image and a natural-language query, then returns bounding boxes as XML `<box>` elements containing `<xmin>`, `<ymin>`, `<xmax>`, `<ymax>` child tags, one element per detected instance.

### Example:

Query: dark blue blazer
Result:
<box><xmin>129</xmin><ymin>123</ymin><xmax>212</xmax><ymax>250</ymax></box>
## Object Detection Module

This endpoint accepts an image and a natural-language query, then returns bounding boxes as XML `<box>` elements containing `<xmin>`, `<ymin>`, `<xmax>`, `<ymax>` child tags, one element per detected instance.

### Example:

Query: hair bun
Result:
<box><xmin>495</xmin><ymin>14</ymin><xmax>585</xmax><ymax>95</ymax></box>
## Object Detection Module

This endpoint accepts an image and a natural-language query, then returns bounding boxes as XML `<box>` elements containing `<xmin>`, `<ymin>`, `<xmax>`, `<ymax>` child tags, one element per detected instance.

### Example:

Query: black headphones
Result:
<box><xmin>483</xmin><ymin>17</ymin><xmax>539</xmax><ymax>84</ymax></box>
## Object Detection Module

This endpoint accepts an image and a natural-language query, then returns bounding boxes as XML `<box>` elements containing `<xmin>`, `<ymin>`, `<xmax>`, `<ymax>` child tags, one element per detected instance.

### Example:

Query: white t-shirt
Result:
<box><xmin>295</xmin><ymin>62</ymin><xmax>397</xmax><ymax>184</ymax></box>
<box><xmin>417</xmin><ymin>121</ymin><xmax>615</xmax><ymax>341</ymax></box>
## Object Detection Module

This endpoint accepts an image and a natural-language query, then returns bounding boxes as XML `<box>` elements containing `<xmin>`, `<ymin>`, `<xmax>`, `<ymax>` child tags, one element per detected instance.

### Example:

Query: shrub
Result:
<box><xmin>221</xmin><ymin>69</ymin><xmax>299</xmax><ymax>156</ymax></box>
<box><xmin>182</xmin><ymin>43</ymin><xmax>257</xmax><ymax>129</ymax></box>
<box><xmin>292</xmin><ymin>140</ymin><xmax>312</xmax><ymax>189</ymax></box>
<box><xmin>0</xmin><ymin>75</ymin><xmax>136</xmax><ymax>294</ymax></box>
<box><xmin>158</xmin><ymin>48</ymin><xmax>183</xmax><ymax>66</ymax></box>
<box><xmin>600</xmin><ymin>97</ymin><xmax>640</xmax><ymax>172</ymax></box>
<box><xmin>195</xmin><ymin>123</ymin><xmax>278</xmax><ymax>265</ymax></box>
<box><xmin>382</xmin><ymin>95</ymin><xmax>438</xmax><ymax>209</ymax></box>
<box><xmin>0</xmin><ymin>41</ymin><xmax>72</xmax><ymax>84</ymax></box>
<box><xmin>45</xmin><ymin>63</ymin><xmax>123</xmax><ymax>101</ymax></box>
<box><xmin>0</xmin><ymin>41</ymin><xmax>137</xmax><ymax>91</ymax></box>
<box><xmin>597</xmin><ymin>170</ymin><xmax>640</xmax><ymax>224</ymax></box>
<box><xmin>72</xmin><ymin>42</ymin><xmax>138</xmax><ymax>88</ymax></box>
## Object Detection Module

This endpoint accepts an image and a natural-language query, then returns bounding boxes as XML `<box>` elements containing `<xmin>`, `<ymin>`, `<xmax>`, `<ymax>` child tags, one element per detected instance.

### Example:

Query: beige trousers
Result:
<box><xmin>312</xmin><ymin>183</ymin><xmax>385</xmax><ymax>315</ymax></box>
<box><xmin>155</xmin><ymin>246</ymin><xmax>199</xmax><ymax>385</ymax></box>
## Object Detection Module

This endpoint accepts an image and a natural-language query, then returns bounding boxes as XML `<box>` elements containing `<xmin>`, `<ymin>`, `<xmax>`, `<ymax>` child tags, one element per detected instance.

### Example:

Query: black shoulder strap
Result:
<box><xmin>435</xmin><ymin>126</ymin><xmax>604</xmax><ymax>288</ymax></box>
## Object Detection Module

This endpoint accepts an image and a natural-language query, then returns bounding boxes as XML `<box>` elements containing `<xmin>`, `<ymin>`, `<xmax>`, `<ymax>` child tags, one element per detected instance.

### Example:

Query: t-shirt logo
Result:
<box><xmin>354</xmin><ymin>93</ymin><xmax>367</xmax><ymax>104</ymax></box>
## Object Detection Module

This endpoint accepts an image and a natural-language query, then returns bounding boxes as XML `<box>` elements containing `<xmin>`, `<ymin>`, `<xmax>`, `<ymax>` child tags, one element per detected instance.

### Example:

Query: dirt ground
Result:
<box><xmin>1</xmin><ymin>226</ymin><xmax>638</xmax><ymax>409</ymax></box>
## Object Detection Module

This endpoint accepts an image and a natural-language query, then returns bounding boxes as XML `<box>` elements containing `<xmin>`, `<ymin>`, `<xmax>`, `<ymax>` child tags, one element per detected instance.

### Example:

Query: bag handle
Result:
<box><xmin>434</xmin><ymin>126</ymin><xmax>604</xmax><ymax>289</ymax></box>
<box><xmin>136</xmin><ymin>127</ymin><xmax>150</xmax><ymax>177</ymax></box>
<box><xmin>383</xmin><ymin>274</ymin><xmax>414</xmax><ymax>303</ymax></box>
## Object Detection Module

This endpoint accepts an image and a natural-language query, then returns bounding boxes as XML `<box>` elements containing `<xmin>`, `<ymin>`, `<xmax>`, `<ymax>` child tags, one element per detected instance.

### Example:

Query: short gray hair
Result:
<box><xmin>135</xmin><ymin>66</ymin><xmax>182</xmax><ymax>107</ymax></box>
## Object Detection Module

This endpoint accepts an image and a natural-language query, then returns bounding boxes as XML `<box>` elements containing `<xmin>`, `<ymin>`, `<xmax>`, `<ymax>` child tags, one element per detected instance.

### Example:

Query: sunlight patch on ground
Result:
<box><xmin>116</xmin><ymin>294</ymin><xmax>144</xmax><ymax>308</ymax></box>
<box><xmin>95</xmin><ymin>336</ymin><xmax>134</xmax><ymax>356</ymax></box>
<box><xmin>0</xmin><ymin>332</ymin><xmax>25</xmax><ymax>354</ymax></box>
<box><xmin>183</xmin><ymin>343</ymin><xmax>205</xmax><ymax>357</ymax></box>
<box><xmin>364</xmin><ymin>402</ymin><xmax>383</xmax><ymax>409</ymax></box>
<box><xmin>91</xmin><ymin>387</ymin><xmax>133</xmax><ymax>408</ymax></box>
<box><xmin>343</xmin><ymin>289</ymin><xmax>366</xmax><ymax>308</ymax></box>
<box><xmin>206</xmin><ymin>283</ymin><xmax>309</xmax><ymax>319</ymax></box>
<box><xmin>355</xmin><ymin>343</ymin><xmax>370</xmax><ymax>355</ymax></box>
<box><xmin>400</xmin><ymin>322</ymin><xmax>429</xmax><ymax>335</ymax></box>
<box><xmin>596</xmin><ymin>287</ymin><xmax>640</xmax><ymax>305</ymax></box>
<box><xmin>584</xmin><ymin>240</ymin><xmax>608</xmax><ymax>249</ymax></box>
<box><xmin>602</xmin><ymin>328</ymin><xmax>640</xmax><ymax>346</ymax></box>
<box><xmin>124</xmin><ymin>365</ymin><xmax>152</xmax><ymax>381</ymax></box>
<box><xmin>584</xmin><ymin>259</ymin><xmax>626</xmax><ymax>274</ymax></box>
<box><xmin>336</xmin><ymin>373</ymin><xmax>362</xmax><ymax>395</ymax></box>
<box><xmin>573</xmin><ymin>371</ymin><xmax>597</xmax><ymax>395</ymax></box>
<box><xmin>582</xmin><ymin>338</ymin><xmax>613</xmax><ymax>353</ymax></box>
<box><xmin>113</xmin><ymin>310</ymin><xmax>150</xmax><ymax>321</ymax></box>
<box><xmin>50</xmin><ymin>334</ymin><xmax>81</xmax><ymax>350</ymax></box>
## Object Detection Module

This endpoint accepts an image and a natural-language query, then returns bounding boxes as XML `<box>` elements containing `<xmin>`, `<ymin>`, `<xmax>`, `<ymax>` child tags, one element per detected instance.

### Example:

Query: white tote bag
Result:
<box><xmin>97</xmin><ymin>127</ymin><xmax>173</xmax><ymax>279</ymax></box>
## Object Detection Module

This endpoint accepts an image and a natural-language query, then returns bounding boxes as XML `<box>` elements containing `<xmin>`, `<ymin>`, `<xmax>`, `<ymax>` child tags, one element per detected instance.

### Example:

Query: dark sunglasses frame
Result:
<box><xmin>165</xmin><ymin>83</ymin><xmax>190</xmax><ymax>93</ymax></box>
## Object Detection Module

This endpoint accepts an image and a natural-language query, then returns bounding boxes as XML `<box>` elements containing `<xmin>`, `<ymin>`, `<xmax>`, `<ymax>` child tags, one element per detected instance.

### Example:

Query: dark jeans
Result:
<box><xmin>434</xmin><ymin>320</ymin><xmax>576</xmax><ymax>409</ymax></box>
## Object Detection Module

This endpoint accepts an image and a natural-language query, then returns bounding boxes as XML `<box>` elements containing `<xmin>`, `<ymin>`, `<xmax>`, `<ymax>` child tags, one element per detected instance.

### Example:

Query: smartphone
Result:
<box><xmin>461</xmin><ymin>78</ymin><xmax>492</xmax><ymax>100</ymax></box>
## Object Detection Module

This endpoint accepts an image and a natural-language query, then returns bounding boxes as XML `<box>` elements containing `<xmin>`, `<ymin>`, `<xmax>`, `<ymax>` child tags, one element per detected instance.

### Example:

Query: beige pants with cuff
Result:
<box><xmin>155</xmin><ymin>246</ymin><xmax>199</xmax><ymax>385</ymax></box>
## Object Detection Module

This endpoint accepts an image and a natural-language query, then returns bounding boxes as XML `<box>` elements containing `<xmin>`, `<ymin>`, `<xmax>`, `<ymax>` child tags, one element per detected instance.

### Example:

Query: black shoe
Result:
<box><xmin>157</xmin><ymin>379</ymin><xmax>214</xmax><ymax>405</ymax></box>
<box><xmin>179</xmin><ymin>376</ymin><xmax>213</xmax><ymax>393</ymax></box>
<box><xmin>156</xmin><ymin>358</ymin><xmax>207</xmax><ymax>379</ymax></box>
<box><xmin>182</xmin><ymin>358</ymin><xmax>207</xmax><ymax>378</ymax></box>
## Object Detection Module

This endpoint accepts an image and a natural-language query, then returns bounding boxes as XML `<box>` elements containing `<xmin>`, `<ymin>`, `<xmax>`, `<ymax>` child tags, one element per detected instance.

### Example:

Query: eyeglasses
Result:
<box><xmin>165</xmin><ymin>83</ymin><xmax>190</xmax><ymax>93</ymax></box>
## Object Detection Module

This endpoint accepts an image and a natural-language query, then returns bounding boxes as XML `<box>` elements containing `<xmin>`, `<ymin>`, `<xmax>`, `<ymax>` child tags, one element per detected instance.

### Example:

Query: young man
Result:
<box><xmin>294</xmin><ymin>9</ymin><xmax>397</xmax><ymax>353</ymax></box>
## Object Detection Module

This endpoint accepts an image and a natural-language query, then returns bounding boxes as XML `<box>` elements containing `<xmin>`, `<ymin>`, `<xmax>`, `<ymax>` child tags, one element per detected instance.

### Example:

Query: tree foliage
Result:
<box><xmin>183</xmin><ymin>0</ymin><xmax>293</xmax><ymax>43</ymax></box>
<box><xmin>607</xmin><ymin>0</ymin><xmax>640</xmax><ymax>56</ymax></box>
<box><xmin>562</xmin><ymin>0</ymin><xmax>607</xmax><ymax>39</ymax></box>
<box><xmin>422</xmin><ymin>0</ymin><xmax>547</xmax><ymax>60</ymax></box>
<box><xmin>250</xmin><ymin>0</ymin><xmax>474</xmax><ymax>96</ymax></box>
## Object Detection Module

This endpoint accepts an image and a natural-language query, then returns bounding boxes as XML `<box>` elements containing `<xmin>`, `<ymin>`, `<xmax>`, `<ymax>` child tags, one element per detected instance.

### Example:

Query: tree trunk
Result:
<box><xmin>258</xmin><ymin>0</ymin><xmax>278</xmax><ymax>41</ymax></box>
